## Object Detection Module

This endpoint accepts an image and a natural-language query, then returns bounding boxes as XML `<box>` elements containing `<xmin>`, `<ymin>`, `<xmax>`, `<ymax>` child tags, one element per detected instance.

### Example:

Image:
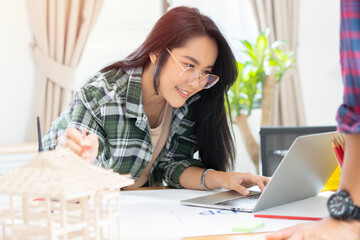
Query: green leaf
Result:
<box><xmin>228</xmin><ymin>29</ymin><xmax>295</xmax><ymax>117</ymax></box>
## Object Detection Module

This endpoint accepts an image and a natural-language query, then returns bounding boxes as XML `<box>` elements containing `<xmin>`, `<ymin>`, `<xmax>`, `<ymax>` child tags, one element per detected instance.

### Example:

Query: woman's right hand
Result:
<box><xmin>57</xmin><ymin>127</ymin><xmax>99</xmax><ymax>164</ymax></box>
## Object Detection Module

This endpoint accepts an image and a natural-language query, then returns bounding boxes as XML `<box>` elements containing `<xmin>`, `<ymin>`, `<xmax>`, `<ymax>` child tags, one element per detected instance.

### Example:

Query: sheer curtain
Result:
<box><xmin>251</xmin><ymin>0</ymin><xmax>306</xmax><ymax>126</ymax></box>
<box><xmin>26</xmin><ymin>0</ymin><xmax>104</xmax><ymax>140</ymax></box>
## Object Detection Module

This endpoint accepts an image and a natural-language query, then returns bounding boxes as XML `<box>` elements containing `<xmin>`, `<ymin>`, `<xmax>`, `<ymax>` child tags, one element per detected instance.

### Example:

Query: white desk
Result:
<box><xmin>0</xmin><ymin>143</ymin><xmax>329</xmax><ymax>240</ymax></box>
<box><xmin>119</xmin><ymin>189</ymin><xmax>317</xmax><ymax>240</ymax></box>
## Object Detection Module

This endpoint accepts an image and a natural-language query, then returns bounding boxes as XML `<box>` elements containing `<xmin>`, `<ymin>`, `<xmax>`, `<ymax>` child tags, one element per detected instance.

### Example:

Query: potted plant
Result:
<box><xmin>228</xmin><ymin>30</ymin><xmax>295</xmax><ymax>173</ymax></box>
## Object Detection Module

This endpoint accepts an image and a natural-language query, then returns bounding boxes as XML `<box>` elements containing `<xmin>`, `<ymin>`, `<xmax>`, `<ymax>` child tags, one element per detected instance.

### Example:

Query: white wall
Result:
<box><xmin>298</xmin><ymin>0</ymin><xmax>342</xmax><ymax>126</ymax></box>
<box><xmin>0</xmin><ymin>0</ymin><xmax>161</xmax><ymax>144</ymax></box>
<box><xmin>76</xmin><ymin>0</ymin><xmax>162</xmax><ymax>89</ymax></box>
<box><xmin>0</xmin><ymin>0</ymin><xmax>34</xmax><ymax>144</ymax></box>
<box><xmin>0</xmin><ymin>0</ymin><xmax>342</xmax><ymax>147</ymax></box>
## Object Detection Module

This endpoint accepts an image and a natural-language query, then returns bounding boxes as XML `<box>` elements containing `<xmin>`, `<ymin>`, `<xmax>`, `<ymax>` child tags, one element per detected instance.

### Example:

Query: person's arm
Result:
<box><xmin>179</xmin><ymin>166</ymin><xmax>269</xmax><ymax>195</ymax></box>
<box><xmin>340</xmin><ymin>134</ymin><xmax>360</xmax><ymax>204</ymax></box>
<box><xmin>42</xmin><ymin>94</ymin><xmax>105</xmax><ymax>164</ymax></box>
<box><xmin>160</xmin><ymin>120</ymin><xmax>269</xmax><ymax>193</ymax></box>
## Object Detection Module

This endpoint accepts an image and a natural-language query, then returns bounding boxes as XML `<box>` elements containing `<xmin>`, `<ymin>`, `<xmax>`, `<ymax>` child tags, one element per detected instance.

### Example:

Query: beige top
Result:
<box><xmin>127</xmin><ymin>103</ymin><xmax>173</xmax><ymax>188</ymax></box>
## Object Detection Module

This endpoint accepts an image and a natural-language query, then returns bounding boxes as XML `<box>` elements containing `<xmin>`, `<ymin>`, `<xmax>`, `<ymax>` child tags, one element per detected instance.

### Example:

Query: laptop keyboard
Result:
<box><xmin>214</xmin><ymin>192</ymin><xmax>261</xmax><ymax>211</ymax></box>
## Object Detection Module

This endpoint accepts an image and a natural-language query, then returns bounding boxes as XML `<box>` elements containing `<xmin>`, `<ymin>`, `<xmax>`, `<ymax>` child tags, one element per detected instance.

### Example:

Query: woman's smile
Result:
<box><xmin>175</xmin><ymin>86</ymin><xmax>190</xmax><ymax>98</ymax></box>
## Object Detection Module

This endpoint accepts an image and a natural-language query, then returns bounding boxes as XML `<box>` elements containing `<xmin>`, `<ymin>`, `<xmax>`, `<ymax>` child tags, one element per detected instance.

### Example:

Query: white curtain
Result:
<box><xmin>26</xmin><ymin>0</ymin><xmax>104</xmax><ymax>140</ymax></box>
<box><xmin>251</xmin><ymin>0</ymin><xmax>306</xmax><ymax>126</ymax></box>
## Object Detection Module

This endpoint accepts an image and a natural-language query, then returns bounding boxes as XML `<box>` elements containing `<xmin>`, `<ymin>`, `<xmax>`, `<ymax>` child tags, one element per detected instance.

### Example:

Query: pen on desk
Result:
<box><xmin>254</xmin><ymin>214</ymin><xmax>323</xmax><ymax>221</ymax></box>
<box><xmin>37</xmin><ymin>116</ymin><xmax>43</xmax><ymax>152</ymax></box>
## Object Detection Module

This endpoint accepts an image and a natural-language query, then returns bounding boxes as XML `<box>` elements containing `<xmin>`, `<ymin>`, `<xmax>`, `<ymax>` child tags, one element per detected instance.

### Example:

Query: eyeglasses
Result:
<box><xmin>166</xmin><ymin>48</ymin><xmax>219</xmax><ymax>89</ymax></box>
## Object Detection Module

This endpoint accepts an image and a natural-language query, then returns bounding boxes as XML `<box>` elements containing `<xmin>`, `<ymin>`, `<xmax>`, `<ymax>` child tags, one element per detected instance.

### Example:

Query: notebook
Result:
<box><xmin>181</xmin><ymin>132</ymin><xmax>340</xmax><ymax>212</ymax></box>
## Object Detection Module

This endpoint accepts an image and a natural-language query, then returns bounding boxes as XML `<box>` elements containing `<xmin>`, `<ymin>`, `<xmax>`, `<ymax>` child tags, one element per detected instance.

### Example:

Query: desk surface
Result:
<box><xmin>121</xmin><ymin>187</ymin><xmax>277</xmax><ymax>240</ymax></box>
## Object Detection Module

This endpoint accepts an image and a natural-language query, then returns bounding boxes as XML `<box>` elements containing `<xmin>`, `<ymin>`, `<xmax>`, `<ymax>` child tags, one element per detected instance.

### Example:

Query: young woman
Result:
<box><xmin>42</xmin><ymin>6</ymin><xmax>269</xmax><ymax>193</ymax></box>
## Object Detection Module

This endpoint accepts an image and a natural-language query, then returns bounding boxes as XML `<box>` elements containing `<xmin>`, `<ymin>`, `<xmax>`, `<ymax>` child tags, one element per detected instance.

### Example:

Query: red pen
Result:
<box><xmin>254</xmin><ymin>214</ymin><xmax>323</xmax><ymax>221</ymax></box>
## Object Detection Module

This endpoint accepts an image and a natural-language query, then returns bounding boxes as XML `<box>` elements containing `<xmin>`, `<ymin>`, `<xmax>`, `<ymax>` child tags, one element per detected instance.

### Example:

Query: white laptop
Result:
<box><xmin>181</xmin><ymin>132</ymin><xmax>340</xmax><ymax>212</ymax></box>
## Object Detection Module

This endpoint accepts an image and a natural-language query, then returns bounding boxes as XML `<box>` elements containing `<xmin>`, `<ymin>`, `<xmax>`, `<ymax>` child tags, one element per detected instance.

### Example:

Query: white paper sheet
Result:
<box><xmin>119</xmin><ymin>189</ymin><xmax>320</xmax><ymax>239</ymax></box>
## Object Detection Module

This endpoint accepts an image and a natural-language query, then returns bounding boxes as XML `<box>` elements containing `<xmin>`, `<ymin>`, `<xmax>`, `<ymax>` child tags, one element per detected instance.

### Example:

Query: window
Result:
<box><xmin>169</xmin><ymin>0</ymin><xmax>258</xmax><ymax>60</ymax></box>
<box><xmin>76</xmin><ymin>0</ymin><xmax>162</xmax><ymax>89</ymax></box>
<box><xmin>77</xmin><ymin>0</ymin><xmax>258</xmax><ymax>89</ymax></box>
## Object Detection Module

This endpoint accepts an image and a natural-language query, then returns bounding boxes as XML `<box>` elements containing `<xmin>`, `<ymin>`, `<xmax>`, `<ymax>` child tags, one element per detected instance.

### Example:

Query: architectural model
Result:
<box><xmin>0</xmin><ymin>148</ymin><xmax>134</xmax><ymax>239</ymax></box>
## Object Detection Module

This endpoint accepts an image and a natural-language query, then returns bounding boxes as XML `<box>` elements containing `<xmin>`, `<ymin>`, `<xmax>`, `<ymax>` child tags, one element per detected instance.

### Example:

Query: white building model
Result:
<box><xmin>0</xmin><ymin>148</ymin><xmax>134</xmax><ymax>239</ymax></box>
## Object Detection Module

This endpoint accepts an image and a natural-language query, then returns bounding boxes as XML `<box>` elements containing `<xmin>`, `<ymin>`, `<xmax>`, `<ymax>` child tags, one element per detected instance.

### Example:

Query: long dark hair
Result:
<box><xmin>101</xmin><ymin>6</ymin><xmax>237</xmax><ymax>171</ymax></box>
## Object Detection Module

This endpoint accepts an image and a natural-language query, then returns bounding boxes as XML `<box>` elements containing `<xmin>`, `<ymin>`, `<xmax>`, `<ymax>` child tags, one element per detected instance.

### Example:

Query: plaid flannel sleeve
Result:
<box><xmin>162</xmin><ymin>134</ymin><xmax>205</xmax><ymax>189</ymax></box>
<box><xmin>41</xmin><ymin>95</ymin><xmax>108</xmax><ymax>167</ymax></box>
<box><xmin>336</xmin><ymin>0</ymin><xmax>360</xmax><ymax>133</ymax></box>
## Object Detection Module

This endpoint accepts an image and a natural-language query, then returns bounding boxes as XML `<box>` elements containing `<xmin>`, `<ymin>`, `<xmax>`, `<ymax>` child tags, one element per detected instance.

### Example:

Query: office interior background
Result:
<box><xmin>0</xmin><ymin>0</ymin><xmax>342</xmax><ymax>173</ymax></box>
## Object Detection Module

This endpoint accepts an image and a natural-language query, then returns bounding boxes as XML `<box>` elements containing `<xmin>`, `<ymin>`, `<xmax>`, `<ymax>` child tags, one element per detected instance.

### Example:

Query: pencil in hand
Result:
<box><xmin>81</xmin><ymin>128</ymin><xmax>89</xmax><ymax>160</ymax></box>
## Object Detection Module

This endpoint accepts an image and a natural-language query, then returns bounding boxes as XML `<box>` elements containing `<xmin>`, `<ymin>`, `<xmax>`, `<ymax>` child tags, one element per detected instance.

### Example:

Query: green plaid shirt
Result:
<box><xmin>42</xmin><ymin>67</ymin><xmax>205</xmax><ymax>188</ymax></box>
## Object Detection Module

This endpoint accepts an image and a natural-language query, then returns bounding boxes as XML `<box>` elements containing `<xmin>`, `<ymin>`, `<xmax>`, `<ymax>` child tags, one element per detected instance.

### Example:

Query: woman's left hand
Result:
<box><xmin>211</xmin><ymin>171</ymin><xmax>270</xmax><ymax>195</ymax></box>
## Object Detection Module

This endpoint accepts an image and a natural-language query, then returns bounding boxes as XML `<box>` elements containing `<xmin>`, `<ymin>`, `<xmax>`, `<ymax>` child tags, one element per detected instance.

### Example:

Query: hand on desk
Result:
<box><xmin>213</xmin><ymin>171</ymin><xmax>270</xmax><ymax>195</ymax></box>
<box><xmin>57</xmin><ymin>127</ymin><xmax>99</xmax><ymax>164</ymax></box>
<box><xmin>265</xmin><ymin>217</ymin><xmax>360</xmax><ymax>240</ymax></box>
